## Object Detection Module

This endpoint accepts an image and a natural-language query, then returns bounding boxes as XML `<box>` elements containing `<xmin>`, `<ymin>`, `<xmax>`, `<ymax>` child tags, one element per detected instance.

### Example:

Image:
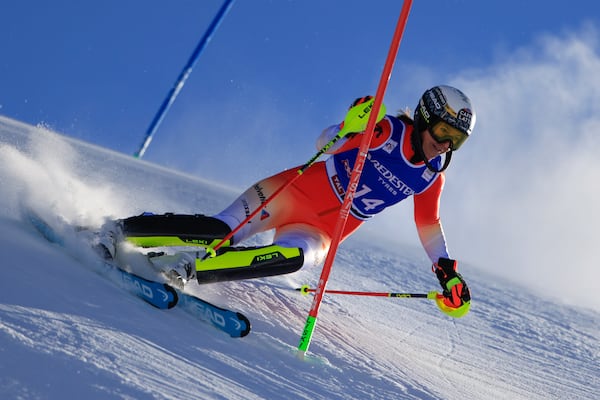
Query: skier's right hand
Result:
<box><xmin>338</xmin><ymin>96</ymin><xmax>387</xmax><ymax>137</ymax></box>
<box><xmin>349</xmin><ymin>95</ymin><xmax>374</xmax><ymax>109</ymax></box>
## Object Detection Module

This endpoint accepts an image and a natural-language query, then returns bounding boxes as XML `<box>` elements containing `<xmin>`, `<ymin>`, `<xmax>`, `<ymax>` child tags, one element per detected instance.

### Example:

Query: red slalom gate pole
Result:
<box><xmin>297</xmin><ymin>0</ymin><xmax>414</xmax><ymax>358</ymax></box>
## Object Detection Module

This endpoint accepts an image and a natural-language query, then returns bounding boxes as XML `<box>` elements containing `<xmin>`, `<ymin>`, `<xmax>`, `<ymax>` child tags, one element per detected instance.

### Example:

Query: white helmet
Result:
<box><xmin>414</xmin><ymin>85</ymin><xmax>476</xmax><ymax>151</ymax></box>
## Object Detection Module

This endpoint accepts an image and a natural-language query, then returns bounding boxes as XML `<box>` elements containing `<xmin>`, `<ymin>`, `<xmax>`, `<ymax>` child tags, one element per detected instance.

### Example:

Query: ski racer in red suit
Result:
<box><xmin>100</xmin><ymin>85</ymin><xmax>476</xmax><ymax>318</ymax></box>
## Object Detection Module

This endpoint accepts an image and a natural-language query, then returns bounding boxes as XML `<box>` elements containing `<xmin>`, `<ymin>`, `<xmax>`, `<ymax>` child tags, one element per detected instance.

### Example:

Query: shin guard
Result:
<box><xmin>122</xmin><ymin>213</ymin><xmax>232</xmax><ymax>248</ymax></box>
<box><xmin>195</xmin><ymin>244</ymin><xmax>304</xmax><ymax>283</ymax></box>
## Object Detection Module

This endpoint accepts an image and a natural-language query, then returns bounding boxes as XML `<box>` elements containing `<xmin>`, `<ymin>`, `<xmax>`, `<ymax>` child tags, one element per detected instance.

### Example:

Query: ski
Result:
<box><xmin>105</xmin><ymin>260</ymin><xmax>179</xmax><ymax>309</ymax></box>
<box><xmin>178</xmin><ymin>292</ymin><xmax>251</xmax><ymax>338</ymax></box>
<box><xmin>23</xmin><ymin>208</ymin><xmax>251</xmax><ymax>338</ymax></box>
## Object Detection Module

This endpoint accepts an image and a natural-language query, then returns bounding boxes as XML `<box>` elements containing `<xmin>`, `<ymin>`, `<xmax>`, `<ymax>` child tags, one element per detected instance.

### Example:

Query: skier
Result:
<box><xmin>100</xmin><ymin>85</ymin><xmax>475</xmax><ymax>317</ymax></box>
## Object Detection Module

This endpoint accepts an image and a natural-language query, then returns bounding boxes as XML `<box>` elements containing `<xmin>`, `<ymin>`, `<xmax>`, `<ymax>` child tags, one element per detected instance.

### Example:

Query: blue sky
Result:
<box><xmin>2</xmin><ymin>0</ymin><xmax>600</xmax><ymax>308</ymax></box>
<box><xmin>1</xmin><ymin>0</ymin><xmax>595</xmax><ymax>174</ymax></box>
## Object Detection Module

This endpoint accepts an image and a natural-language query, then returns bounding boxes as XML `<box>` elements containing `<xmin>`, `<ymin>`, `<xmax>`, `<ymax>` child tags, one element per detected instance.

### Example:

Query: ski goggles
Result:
<box><xmin>429</xmin><ymin>121</ymin><xmax>468</xmax><ymax>151</ymax></box>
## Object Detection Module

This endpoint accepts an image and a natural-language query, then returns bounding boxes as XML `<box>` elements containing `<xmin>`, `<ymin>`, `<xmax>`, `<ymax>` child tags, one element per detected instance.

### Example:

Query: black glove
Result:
<box><xmin>433</xmin><ymin>257</ymin><xmax>471</xmax><ymax>316</ymax></box>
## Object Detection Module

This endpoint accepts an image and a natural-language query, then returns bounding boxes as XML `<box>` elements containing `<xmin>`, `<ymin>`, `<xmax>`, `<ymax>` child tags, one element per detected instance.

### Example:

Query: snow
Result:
<box><xmin>0</xmin><ymin>117</ymin><xmax>598</xmax><ymax>399</ymax></box>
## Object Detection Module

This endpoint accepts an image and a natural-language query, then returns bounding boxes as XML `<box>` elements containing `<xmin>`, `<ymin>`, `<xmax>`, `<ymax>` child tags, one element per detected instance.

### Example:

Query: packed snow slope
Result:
<box><xmin>0</xmin><ymin>117</ymin><xmax>598</xmax><ymax>399</ymax></box>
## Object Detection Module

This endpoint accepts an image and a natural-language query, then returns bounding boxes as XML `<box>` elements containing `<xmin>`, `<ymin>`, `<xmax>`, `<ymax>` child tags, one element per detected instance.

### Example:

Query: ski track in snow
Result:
<box><xmin>1</xmin><ymin>117</ymin><xmax>599</xmax><ymax>399</ymax></box>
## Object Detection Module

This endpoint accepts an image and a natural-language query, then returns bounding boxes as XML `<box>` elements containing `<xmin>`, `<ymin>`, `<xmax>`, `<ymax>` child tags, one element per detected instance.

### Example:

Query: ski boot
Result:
<box><xmin>95</xmin><ymin>219</ymin><xmax>124</xmax><ymax>260</ymax></box>
<box><xmin>148</xmin><ymin>252</ymin><xmax>196</xmax><ymax>289</ymax></box>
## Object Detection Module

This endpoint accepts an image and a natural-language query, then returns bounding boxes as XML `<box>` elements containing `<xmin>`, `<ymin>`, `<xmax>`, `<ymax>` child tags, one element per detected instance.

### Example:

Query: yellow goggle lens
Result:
<box><xmin>430</xmin><ymin>122</ymin><xmax>468</xmax><ymax>150</ymax></box>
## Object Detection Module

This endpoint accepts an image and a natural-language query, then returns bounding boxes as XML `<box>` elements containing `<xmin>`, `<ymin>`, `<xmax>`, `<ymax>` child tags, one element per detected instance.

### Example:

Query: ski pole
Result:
<box><xmin>202</xmin><ymin>98</ymin><xmax>386</xmax><ymax>259</ymax></box>
<box><xmin>135</xmin><ymin>0</ymin><xmax>236</xmax><ymax>158</ymax></box>
<box><xmin>297</xmin><ymin>285</ymin><xmax>440</xmax><ymax>299</ymax></box>
<box><xmin>297</xmin><ymin>0</ymin><xmax>414</xmax><ymax>358</ymax></box>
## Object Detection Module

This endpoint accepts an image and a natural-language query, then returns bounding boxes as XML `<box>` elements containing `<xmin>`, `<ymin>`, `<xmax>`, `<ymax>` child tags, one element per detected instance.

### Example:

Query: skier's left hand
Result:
<box><xmin>432</xmin><ymin>257</ymin><xmax>471</xmax><ymax>318</ymax></box>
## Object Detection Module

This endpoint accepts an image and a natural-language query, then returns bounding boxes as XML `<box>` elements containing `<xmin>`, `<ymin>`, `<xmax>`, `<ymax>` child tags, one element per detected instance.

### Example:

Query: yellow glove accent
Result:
<box><xmin>434</xmin><ymin>295</ymin><xmax>471</xmax><ymax>318</ymax></box>
<box><xmin>339</xmin><ymin>97</ymin><xmax>387</xmax><ymax>137</ymax></box>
